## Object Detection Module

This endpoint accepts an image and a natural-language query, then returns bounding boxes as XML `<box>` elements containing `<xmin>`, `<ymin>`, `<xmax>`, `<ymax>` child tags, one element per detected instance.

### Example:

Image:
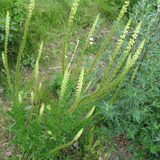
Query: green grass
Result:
<box><xmin>0</xmin><ymin>0</ymin><xmax>121</xmax><ymax>87</ymax></box>
<box><xmin>0</xmin><ymin>0</ymin><xmax>127</xmax><ymax>72</ymax></box>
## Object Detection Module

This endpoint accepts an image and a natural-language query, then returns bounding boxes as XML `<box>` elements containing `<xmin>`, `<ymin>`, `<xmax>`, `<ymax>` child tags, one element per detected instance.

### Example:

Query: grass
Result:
<box><xmin>0</xmin><ymin>0</ymin><xmax>149</xmax><ymax>159</ymax></box>
<box><xmin>1</xmin><ymin>0</ymin><xmax>121</xmax><ymax>86</ymax></box>
<box><xmin>0</xmin><ymin>0</ymin><xmax>125</xmax><ymax>72</ymax></box>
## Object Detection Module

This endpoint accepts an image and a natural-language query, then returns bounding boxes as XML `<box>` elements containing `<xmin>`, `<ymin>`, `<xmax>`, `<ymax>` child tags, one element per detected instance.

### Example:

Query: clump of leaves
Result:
<box><xmin>10</xmin><ymin>0</ymin><xmax>27</xmax><ymax>25</ymax></box>
<box><xmin>100</xmin><ymin>0</ymin><xmax>160</xmax><ymax>159</ymax></box>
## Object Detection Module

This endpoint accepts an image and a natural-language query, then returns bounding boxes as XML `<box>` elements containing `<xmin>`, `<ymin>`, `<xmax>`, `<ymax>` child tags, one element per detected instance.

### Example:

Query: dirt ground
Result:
<box><xmin>106</xmin><ymin>135</ymin><xmax>135</xmax><ymax>160</ymax></box>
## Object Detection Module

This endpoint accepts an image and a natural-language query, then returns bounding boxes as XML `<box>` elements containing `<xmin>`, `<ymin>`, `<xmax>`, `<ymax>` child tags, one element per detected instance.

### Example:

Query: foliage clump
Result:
<box><xmin>100</xmin><ymin>0</ymin><xmax>160</xmax><ymax>159</ymax></box>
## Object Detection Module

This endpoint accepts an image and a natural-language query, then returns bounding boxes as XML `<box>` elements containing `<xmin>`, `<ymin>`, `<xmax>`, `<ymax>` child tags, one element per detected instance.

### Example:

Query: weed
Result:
<box><xmin>2</xmin><ymin>0</ymin><xmax>145</xmax><ymax>159</ymax></box>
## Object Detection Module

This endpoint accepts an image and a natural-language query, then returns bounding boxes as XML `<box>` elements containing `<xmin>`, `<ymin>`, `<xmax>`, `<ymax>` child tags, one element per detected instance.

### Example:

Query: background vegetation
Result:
<box><xmin>0</xmin><ymin>0</ymin><xmax>160</xmax><ymax>159</ymax></box>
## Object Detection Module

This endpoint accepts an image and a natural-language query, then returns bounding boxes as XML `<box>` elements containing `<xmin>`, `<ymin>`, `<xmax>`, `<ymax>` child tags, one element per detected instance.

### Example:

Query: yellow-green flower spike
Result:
<box><xmin>73</xmin><ymin>128</ymin><xmax>83</xmax><ymax>141</ymax></box>
<box><xmin>62</xmin><ymin>0</ymin><xmax>79</xmax><ymax>76</ymax></box>
<box><xmin>2</xmin><ymin>52</ymin><xmax>5</xmax><ymax>66</ymax></box>
<box><xmin>46</xmin><ymin>105</ymin><xmax>51</xmax><ymax>111</ymax></box>
<box><xmin>36</xmin><ymin>41</ymin><xmax>43</xmax><ymax>62</ymax></box>
<box><xmin>127</xmin><ymin>39</ymin><xmax>145</xmax><ymax>69</ymax></box>
<box><xmin>4</xmin><ymin>11</ymin><xmax>10</xmax><ymax>56</ymax></box>
<box><xmin>34</xmin><ymin>41</ymin><xmax>43</xmax><ymax>105</ymax></box>
<box><xmin>76</xmin><ymin>67</ymin><xmax>84</xmax><ymax>98</ymax></box>
<box><xmin>18</xmin><ymin>92</ymin><xmax>22</xmax><ymax>104</ymax></box>
<box><xmin>39</xmin><ymin>83</ymin><xmax>42</xmax><ymax>92</ymax></box>
<box><xmin>15</xmin><ymin>0</ymin><xmax>35</xmax><ymax>104</ymax></box>
<box><xmin>58</xmin><ymin>67</ymin><xmax>70</xmax><ymax>124</ymax></box>
<box><xmin>39</xmin><ymin>103</ymin><xmax>44</xmax><ymax>121</ymax></box>
<box><xmin>69</xmin><ymin>67</ymin><xmax>84</xmax><ymax>113</ymax></box>
<box><xmin>31</xmin><ymin>91</ymin><xmax>34</xmax><ymax>105</ymax></box>
<box><xmin>79</xmin><ymin>39</ymin><xmax>143</xmax><ymax>106</ymax></box>
<box><xmin>34</xmin><ymin>60</ymin><xmax>39</xmax><ymax>105</ymax></box>
<box><xmin>98</xmin><ymin>55</ymin><xmax>135</xmax><ymax>97</ymax></box>
<box><xmin>73</xmin><ymin>14</ymin><xmax>100</xmax><ymax>80</ymax></box>
<box><xmin>3</xmin><ymin>12</ymin><xmax>13</xmax><ymax>96</ymax></box>
<box><xmin>47</xmin><ymin>131</ymin><xmax>53</xmax><ymax>136</ymax></box>
<box><xmin>129</xmin><ymin>67</ymin><xmax>138</xmax><ymax>85</ymax></box>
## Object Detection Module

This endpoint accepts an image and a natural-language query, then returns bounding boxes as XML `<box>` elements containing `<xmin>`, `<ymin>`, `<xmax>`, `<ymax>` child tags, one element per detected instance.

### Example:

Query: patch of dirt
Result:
<box><xmin>0</xmin><ymin>96</ymin><xmax>14</xmax><ymax>159</ymax></box>
<box><xmin>106</xmin><ymin>134</ymin><xmax>134</xmax><ymax>160</ymax></box>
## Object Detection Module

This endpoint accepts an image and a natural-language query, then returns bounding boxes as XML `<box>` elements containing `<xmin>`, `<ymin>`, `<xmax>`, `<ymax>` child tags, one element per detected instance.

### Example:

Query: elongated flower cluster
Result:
<box><xmin>118</xmin><ymin>1</ymin><xmax>129</xmax><ymax>20</ymax></box>
<box><xmin>73</xmin><ymin>14</ymin><xmax>100</xmax><ymax>80</ymax></box>
<box><xmin>18</xmin><ymin>92</ymin><xmax>22</xmax><ymax>104</ymax></box>
<box><xmin>76</xmin><ymin>67</ymin><xmax>84</xmax><ymax>97</ymax></box>
<box><xmin>62</xmin><ymin>0</ymin><xmax>79</xmax><ymax>76</ymax></box>
<box><xmin>58</xmin><ymin>67</ymin><xmax>70</xmax><ymax>120</ymax></box>
<box><xmin>34</xmin><ymin>41</ymin><xmax>43</xmax><ymax>105</ymax></box>
<box><xmin>69</xmin><ymin>67</ymin><xmax>84</xmax><ymax>113</ymax></box>
<box><xmin>39</xmin><ymin>103</ymin><xmax>44</xmax><ymax>121</ymax></box>
<box><xmin>4</xmin><ymin>12</ymin><xmax>10</xmax><ymax>56</ymax></box>
<box><xmin>125</xmin><ymin>20</ymin><xmax>142</xmax><ymax>52</ymax></box>
<box><xmin>115</xmin><ymin>18</ymin><xmax>132</xmax><ymax>54</ymax></box>
<box><xmin>2</xmin><ymin>12</ymin><xmax>13</xmax><ymax>95</ymax></box>
<box><xmin>15</xmin><ymin>0</ymin><xmax>35</xmax><ymax>104</ymax></box>
<box><xmin>127</xmin><ymin>39</ymin><xmax>145</xmax><ymax>69</ymax></box>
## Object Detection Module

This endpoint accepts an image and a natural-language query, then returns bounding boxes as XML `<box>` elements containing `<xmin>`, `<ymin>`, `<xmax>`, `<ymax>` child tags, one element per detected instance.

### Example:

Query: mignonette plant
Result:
<box><xmin>2</xmin><ymin>0</ymin><xmax>145</xmax><ymax>159</ymax></box>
